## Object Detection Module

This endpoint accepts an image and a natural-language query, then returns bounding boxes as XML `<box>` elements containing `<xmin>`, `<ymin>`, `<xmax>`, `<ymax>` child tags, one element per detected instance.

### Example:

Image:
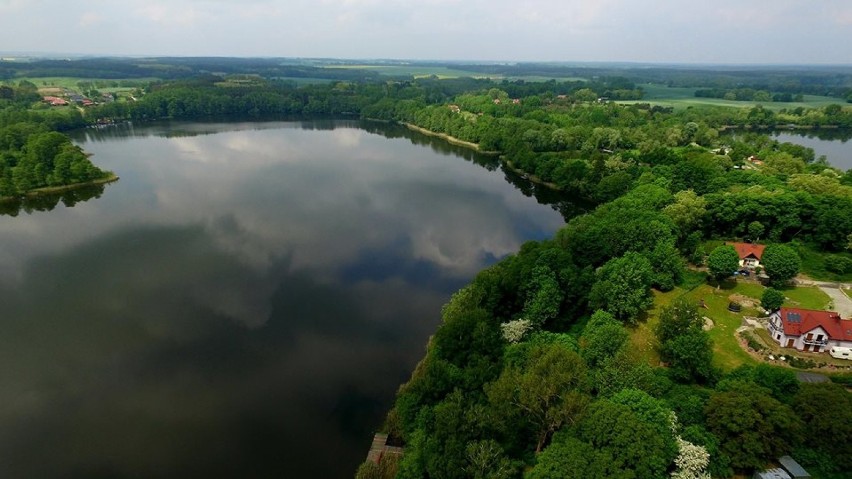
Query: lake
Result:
<box><xmin>0</xmin><ymin>120</ymin><xmax>567</xmax><ymax>478</ymax></box>
<box><xmin>771</xmin><ymin>129</ymin><xmax>852</xmax><ymax>170</ymax></box>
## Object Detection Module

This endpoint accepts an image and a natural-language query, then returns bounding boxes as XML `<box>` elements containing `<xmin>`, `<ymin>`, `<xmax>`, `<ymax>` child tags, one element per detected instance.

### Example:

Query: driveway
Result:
<box><xmin>820</xmin><ymin>286</ymin><xmax>852</xmax><ymax>317</ymax></box>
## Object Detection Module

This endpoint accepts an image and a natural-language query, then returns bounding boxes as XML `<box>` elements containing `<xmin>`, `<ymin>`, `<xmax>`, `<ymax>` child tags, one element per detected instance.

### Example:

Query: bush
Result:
<box><xmin>739</xmin><ymin>331</ymin><xmax>764</xmax><ymax>352</ymax></box>
<box><xmin>787</xmin><ymin>356</ymin><xmax>817</xmax><ymax>369</ymax></box>
<box><xmin>825</xmin><ymin>255</ymin><xmax>852</xmax><ymax>275</ymax></box>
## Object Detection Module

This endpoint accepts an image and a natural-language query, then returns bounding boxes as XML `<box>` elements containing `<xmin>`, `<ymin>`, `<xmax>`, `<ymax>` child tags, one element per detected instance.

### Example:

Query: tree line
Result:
<box><xmin>0</xmin><ymin>83</ymin><xmax>108</xmax><ymax>198</ymax></box>
<box><xmin>2</xmin><ymin>65</ymin><xmax>850</xmax><ymax>477</ymax></box>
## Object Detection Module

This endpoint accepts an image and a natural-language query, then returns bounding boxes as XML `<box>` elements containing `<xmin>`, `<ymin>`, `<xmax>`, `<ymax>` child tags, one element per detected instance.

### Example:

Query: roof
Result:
<box><xmin>730</xmin><ymin>242</ymin><xmax>765</xmax><ymax>260</ymax></box>
<box><xmin>778</xmin><ymin>307</ymin><xmax>852</xmax><ymax>341</ymax></box>
<box><xmin>779</xmin><ymin>456</ymin><xmax>810</xmax><ymax>478</ymax></box>
<box><xmin>754</xmin><ymin>469</ymin><xmax>791</xmax><ymax>479</ymax></box>
<box><xmin>795</xmin><ymin>372</ymin><xmax>829</xmax><ymax>384</ymax></box>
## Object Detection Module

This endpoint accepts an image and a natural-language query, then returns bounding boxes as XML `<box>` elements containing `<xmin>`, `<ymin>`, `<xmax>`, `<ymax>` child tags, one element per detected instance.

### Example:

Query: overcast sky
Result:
<box><xmin>1</xmin><ymin>0</ymin><xmax>851</xmax><ymax>64</ymax></box>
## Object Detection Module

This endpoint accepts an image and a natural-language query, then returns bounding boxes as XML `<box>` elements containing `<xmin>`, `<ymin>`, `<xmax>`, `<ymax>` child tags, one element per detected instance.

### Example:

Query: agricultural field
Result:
<box><xmin>327</xmin><ymin>64</ymin><xmax>497</xmax><ymax>79</ymax></box>
<box><xmin>619</xmin><ymin>83</ymin><xmax>847</xmax><ymax>111</ymax></box>
<box><xmin>326</xmin><ymin>64</ymin><xmax>586</xmax><ymax>81</ymax></box>
<box><xmin>10</xmin><ymin>76</ymin><xmax>155</xmax><ymax>94</ymax></box>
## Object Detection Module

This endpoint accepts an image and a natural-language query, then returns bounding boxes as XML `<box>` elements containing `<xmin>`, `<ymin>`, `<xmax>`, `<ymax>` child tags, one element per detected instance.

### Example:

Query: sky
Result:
<box><xmin>1</xmin><ymin>0</ymin><xmax>851</xmax><ymax>64</ymax></box>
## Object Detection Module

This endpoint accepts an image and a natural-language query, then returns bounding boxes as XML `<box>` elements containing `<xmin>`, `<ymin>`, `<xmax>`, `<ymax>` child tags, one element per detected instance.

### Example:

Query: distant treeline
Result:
<box><xmin>4</xmin><ymin>57</ymin><xmax>850</xmax><ymax>101</ymax></box>
<box><xmin>0</xmin><ymin>57</ymin><xmax>383</xmax><ymax>82</ymax></box>
<box><xmin>1</xmin><ymin>60</ymin><xmax>850</xmax><ymax>477</ymax></box>
<box><xmin>450</xmin><ymin>63</ymin><xmax>852</xmax><ymax>101</ymax></box>
<box><xmin>694</xmin><ymin>88</ymin><xmax>801</xmax><ymax>103</ymax></box>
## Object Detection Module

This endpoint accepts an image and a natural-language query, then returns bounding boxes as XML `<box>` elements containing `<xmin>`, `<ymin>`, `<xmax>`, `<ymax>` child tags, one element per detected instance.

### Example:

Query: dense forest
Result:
<box><xmin>2</xmin><ymin>58</ymin><xmax>851</xmax><ymax>477</ymax></box>
<box><xmin>0</xmin><ymin>82</ymin><xmax>109</xmax><ymax>199</ymax></box>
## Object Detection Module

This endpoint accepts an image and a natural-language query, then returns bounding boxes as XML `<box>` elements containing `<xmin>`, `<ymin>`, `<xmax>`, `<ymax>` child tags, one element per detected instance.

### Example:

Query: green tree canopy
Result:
<box><xmin>761</xmin><ymin>287</ymin><xmax>784</xmax><ymax>311</ymax></box>
<box><xmin>655</xmin><ymin>297</ymin><xmax>703</xmax><ymax>344</ymax></box>
<box><xmin>576</xmin><ymin>399</ymin><xmax>677</xmax><ymax>479</ymax></box>
<box><xmin>707</xmin><ymin>245</ymin><xmax>739</xmax><ymax>287</ymax></box>
<box><xmin>486</xmin><ymin>343</ymin><xmax>589</xmax><ymax>453</ymax></box>
<box><xmin>661</xmin><ymin>328</ymin><xmax>716</xmax><ymax>384</ymax></box>
<box><xmin>580</xmin><ymin>310</ymin><xmax>629</xmax><ymax>368</ymax></box>
<box><xmin>588</xmin><ymin>252</ymin><xmax>655</xmax><ymax>324</ymax></box>
<box><xmin>527</xmin><ymin>433</ymin><xmax>628</xmax><ymax>479</ymax></box>
<box><xmin>761</xmin><ymin>244</ymin><xmax>801</xmax><ymax>286</ymax></box>
<box><xmin>705</xmin><ymin>383</ymin><xmax>803</xmax><ymax>471</ymax></box>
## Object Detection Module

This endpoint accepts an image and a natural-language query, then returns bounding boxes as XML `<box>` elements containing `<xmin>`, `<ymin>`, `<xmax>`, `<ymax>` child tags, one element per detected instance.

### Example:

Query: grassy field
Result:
<box><xmin>326</xmin><ymin>65</ymin><xmax>587</xmax><ymax>82</ymax></box>
<box><xmin>328</xmin><ymin>65</ymin><xmax>493</xmax><ymax>79</ymax></box>
<box><xmin>618</xmin><ymin>83</ymin><xmax>847</xmax><ymax>111</ymax></box>
<box><xmin>275</xmin><ymin>77</ymin><xmax>337</xmax><ymax>85</ymax></box>
<box><xmin>8</xmin><ymin>76</ymin><xmax>155</xmax><ymax>94</ymax></box>
<box><xmin>629</xmin><ymin>275</ymin><xmax>833</xmax><ymax>371</ymax></box>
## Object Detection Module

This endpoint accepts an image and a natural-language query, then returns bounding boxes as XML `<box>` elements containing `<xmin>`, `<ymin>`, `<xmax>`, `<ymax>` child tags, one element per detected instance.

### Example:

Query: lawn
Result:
<box><xmin>629</xmin><ymin>275</ymin><xmax>832</xmax><ymax>371</ymax></box>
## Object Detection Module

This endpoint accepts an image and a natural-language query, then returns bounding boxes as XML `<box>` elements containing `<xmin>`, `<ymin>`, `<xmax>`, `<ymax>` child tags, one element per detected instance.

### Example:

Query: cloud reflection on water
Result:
<box><xmin>0</xmin><ymin>121</ymin><xmax>564</xmax><ymax>478</ymax></box>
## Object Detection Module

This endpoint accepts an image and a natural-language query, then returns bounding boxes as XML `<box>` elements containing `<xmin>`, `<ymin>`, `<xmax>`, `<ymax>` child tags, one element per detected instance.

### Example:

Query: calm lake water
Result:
<box><xmin>771</xmin><ymin>129</ymin><xmax>852</xmax><ymax>170</ymax></box>
<box><xmin>0</xmin><ymin>120</ymin><xmax>567</xmax><ymax>478</ymax></box>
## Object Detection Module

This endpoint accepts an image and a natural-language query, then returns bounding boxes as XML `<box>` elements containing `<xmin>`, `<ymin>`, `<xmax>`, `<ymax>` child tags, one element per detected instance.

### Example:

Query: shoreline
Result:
<box><xmin>502</xmin><ymin>159</ymin><xmax>564</xmax><ymax>192</ymax></box>
<box><xmin>402</xmin><ymin>122</ymin><xmax>500</xmax><ymax>155</ymax></box>
<box><xmin>400</xmin><ymin>122</ymin><xmax>569</xmax><ymax>193</ymax></box>
<box><xmin>0</xmin><ymin>173</ymin><xmax>119</xmax><ymax>204</ymax></box>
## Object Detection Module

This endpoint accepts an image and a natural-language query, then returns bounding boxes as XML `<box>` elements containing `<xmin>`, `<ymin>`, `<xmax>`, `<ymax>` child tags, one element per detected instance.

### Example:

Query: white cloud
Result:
<box><xmin>78</xmin><ymin>12</ymin><xmax>104</xmax><ymax>28</ymax></box>
<box><xmin>0</xmin><ymin>0</ymin><xmax>850</xmax><ymax>62</ymax></box>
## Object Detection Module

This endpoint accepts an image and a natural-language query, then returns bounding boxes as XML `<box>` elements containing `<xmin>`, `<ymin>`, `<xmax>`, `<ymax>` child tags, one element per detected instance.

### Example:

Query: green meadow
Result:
<box><xmin>619</xmin><ymin>83</ymin><xmax>847</xmax><ymax>111</ymax></box>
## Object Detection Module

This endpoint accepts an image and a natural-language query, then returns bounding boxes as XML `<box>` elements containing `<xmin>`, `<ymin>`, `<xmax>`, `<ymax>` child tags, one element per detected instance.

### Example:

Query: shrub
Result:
<box><xmin>825</xmin><ymin>255</ymin><xmax>852</xmax><ymax>275</ymax></box>
<box><xmin>739</xmin><ymin>331</ymin><xmax>764</xmax><ymax>352</ymax></box>
<box><xmin>787</xmin><ymin>356</ymin><xmax>817</xmax><ymax>369</ymax></box>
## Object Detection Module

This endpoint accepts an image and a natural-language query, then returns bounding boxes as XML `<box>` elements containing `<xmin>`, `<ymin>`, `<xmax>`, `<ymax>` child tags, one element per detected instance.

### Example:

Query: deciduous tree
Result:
<box><xmin>589</xmin><ymin>252</ymin><xmax>654</xmax><ymax>324</ymax></box>
<box><xmin>761</xmin><ymin>287</ymin><xmax>784</xmax><ymax>312</ymax></box>
<box><xmin>580</xmin><ymin>310</ymin><xmax>628</xmax><ymax>368</ymax></box>
<box><xmin>761</xmin><ymin>244</ymin><xmax>801</xmax><ymax>286</ymax></box>
<box><xmin>706</xmin><ymin>245</ymin><xmax>739</xmax><ymax>288</ymax></box>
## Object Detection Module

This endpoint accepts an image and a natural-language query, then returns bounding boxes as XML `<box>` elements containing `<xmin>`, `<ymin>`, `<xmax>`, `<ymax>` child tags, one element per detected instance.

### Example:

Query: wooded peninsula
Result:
<box><xmin>2</xmin><ymin>58</ymin><xmax>851</xmax><ymax>479</ymax></box>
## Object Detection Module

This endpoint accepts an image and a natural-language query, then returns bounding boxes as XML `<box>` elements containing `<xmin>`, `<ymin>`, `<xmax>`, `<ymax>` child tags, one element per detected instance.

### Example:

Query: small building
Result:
<box><xmin>42</xmin><ymin>96</ymin><xmax>68</xmax><ymax>106</ymax></box>
<box><xmin>753</xmin><ymin>469</ymin><xmax>791</xmax><ymax>479</ymax></box>
<box><xmin>448</xmin><ymin>104</ymin><xmax>460</xmax><ymax>113</ymax></box>
<box><xmin>729</xmin><ymin>242</ymin><xmax>765</xmax><ymax>269</ymax></box>
<box><xmin>754</xmin><ymin>456</ymin><xmax>810</xmax><ymax>479</ymax></box>
<box><xmin>768</xmin><ymin>307</ymin><xmax>852</xmax><ymax>353</ymax></box>
<box><xmin>778</xmin><ymin>456</ymin><xmax>810</xmax><ymax>478</ymax></box>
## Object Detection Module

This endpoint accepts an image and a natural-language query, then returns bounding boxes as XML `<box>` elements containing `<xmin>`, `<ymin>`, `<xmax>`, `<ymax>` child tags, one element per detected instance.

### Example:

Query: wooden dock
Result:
<box><xmin>366</xmin><ymin>433</ymin><xmax>404</xmax><ymax>464</ymax></box>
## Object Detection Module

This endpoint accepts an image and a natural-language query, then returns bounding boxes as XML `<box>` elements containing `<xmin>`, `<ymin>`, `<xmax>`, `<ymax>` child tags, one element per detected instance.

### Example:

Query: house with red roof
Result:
<box><xmin>42</xmin><ymin>96</ymin><xmax>68</xmax><ymax>106</ymax></box>
<box><xmin>768</xmin><ymin>307</ymin><xmax>852</xmax><ymax>353</ymax></box>
<box><xmin>729</xmin><ymin>242</ymin><xmax>765</xmax><ymax>269</ymax></box>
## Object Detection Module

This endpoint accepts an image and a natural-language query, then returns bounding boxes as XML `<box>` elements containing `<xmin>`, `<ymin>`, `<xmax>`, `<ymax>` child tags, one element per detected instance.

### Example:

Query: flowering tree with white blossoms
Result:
<box><xmin>500</xmin><ymin>319</ymin><xmax>532</xmax><ymax>343</ymax></box>
<box><xmin>669</xmin><ymin>413</ymin><xmax>710</xmax><ymax>479</ymax></box>
<box><xmin>671</xmin><ymin>437</ymin><xmax>711</xmax><ymax>479</ymax></box>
